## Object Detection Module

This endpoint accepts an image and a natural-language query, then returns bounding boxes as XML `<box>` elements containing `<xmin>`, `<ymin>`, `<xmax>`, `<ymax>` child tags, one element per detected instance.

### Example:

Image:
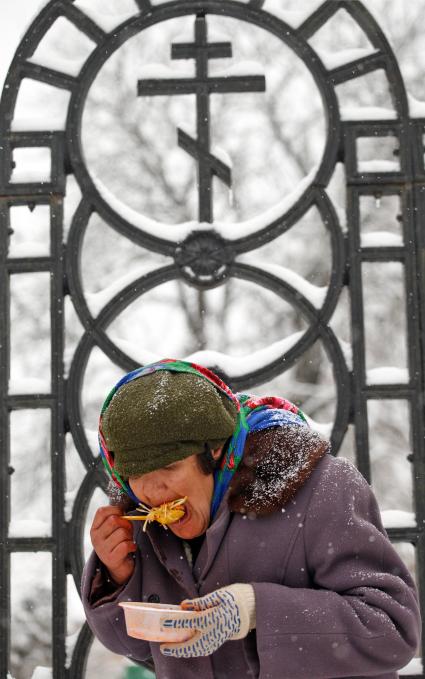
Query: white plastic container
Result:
<box><xmin>119</xmin><ymin>601</ymin><xmax>197</xmax><ymax>643</ymax></box>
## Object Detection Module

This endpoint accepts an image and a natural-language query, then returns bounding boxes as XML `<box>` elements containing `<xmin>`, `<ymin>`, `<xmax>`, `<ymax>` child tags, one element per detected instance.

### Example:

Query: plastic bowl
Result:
<box><xmin>119</xmin><ymin>601</ymin><xmax>197</xmax><ymax>643</ymax></box>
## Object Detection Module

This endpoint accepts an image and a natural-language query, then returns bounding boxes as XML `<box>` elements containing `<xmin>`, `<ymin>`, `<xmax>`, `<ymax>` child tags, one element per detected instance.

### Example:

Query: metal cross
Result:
<box><xmin>137</xmin><ymin>14</ymin><xmax>266</xmax><ymax>222</ymax></box>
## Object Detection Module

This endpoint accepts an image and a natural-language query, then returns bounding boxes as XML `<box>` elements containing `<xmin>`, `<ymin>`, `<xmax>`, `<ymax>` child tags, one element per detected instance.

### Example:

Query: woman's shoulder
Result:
<box><xmin>307</xmin><ymin>451</ymin><xmax>373</xmax><ymax>505</ymax></box>
<box><xmin>308</xmin><ymin>450</ymin><xmax>370</xmax><ymax>487</ymax></box>
<box><xmin>227</xmin><ymin>423</ymin><xmax>330</xmax><ymax>518</ymax></box>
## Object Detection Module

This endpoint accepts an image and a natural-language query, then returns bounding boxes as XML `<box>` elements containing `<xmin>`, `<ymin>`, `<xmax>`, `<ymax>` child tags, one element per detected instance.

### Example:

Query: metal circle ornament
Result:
<box><xmin>175</xmin><ymin>231</ymin><xmax>234</xmax><ymax>284</ymax></box>
<box><xmin>67</xmin><ymin>1</ymin><xmax>337</xmax><ymax>259</ymax></box>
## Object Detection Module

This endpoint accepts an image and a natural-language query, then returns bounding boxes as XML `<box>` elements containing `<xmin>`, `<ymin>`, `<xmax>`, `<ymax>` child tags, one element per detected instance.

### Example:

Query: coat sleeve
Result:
<box><xmin>251</xmin><ymin>455</ymin><xmax>422</xmax><ymax>678</ymax></box>
<box><xmin>81</xmin><ymin>545</ymin><xmax>151</xmax><ymax>664</ymax></box>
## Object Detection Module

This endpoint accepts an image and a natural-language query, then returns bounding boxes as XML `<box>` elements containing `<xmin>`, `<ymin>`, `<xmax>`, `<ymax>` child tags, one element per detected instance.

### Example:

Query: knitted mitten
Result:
<box><xmin>160</xmin><ymin>584</ymin><xmax>256</xmax><ymax>658</ymax></box>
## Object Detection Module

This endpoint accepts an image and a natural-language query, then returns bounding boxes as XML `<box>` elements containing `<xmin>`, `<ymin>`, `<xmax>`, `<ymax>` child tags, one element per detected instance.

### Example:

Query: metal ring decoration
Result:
<box><xmin>66</xmin><ymin>1</ymin><xmax>339</xmax><ymax>249</ymax></box>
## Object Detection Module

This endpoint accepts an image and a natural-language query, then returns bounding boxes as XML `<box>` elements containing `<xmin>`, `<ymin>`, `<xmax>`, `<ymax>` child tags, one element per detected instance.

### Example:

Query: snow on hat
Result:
<box><xmin>101</xmin><ymin>369</ymin><xmax>238</xmax><ymax>478</ymax></box>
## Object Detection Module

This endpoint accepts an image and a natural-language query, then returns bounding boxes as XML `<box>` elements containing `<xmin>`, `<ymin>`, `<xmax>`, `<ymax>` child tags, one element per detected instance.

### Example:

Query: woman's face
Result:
<box><xmin>128</xmin><ymin>450</ymin><xmax>221</xmax><ymax>539</ymax></box>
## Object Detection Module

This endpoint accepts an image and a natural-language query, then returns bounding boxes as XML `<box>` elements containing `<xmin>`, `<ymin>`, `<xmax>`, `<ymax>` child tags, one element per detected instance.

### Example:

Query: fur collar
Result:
<box><xmin>106</xmin><ymin>425</ymin><xmax>329</xmax><ymax>517</ymax></box>
<box><xmin>227</xmin><ymin>425</ymin><xmax>329</xmax><ymax>516</ymax></box>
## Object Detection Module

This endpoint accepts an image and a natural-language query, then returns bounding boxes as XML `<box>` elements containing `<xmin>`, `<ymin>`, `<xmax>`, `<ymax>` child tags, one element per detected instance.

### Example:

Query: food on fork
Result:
<box><xmin>123</xmin><ymin>497</ymin><xmax>187</xmax><ymax>531</ymax></box>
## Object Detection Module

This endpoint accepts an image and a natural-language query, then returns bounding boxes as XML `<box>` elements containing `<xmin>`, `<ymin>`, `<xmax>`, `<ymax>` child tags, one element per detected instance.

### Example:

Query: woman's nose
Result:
<box><xmin>143</xmin><ymin>479</ymin><xmax>169</xmax><ymax>505</ymax></box>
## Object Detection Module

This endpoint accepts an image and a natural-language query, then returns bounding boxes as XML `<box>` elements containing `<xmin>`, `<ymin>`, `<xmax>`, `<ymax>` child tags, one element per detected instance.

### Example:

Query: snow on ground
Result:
<box><xmin>360</xmin><ymin>231</ymin><xmax>403</xmax><ymax>247</ymax></box>
<box><xmin>357</xmin><ymin>160</ymin><xmax>400</xmax><ymax>173</ymax></box>
<box><xmin>340</xmin><ymin>106</ymin><xmax>397</xmax><ymax>120</ymax></box>
<box><xmin>381</xmin><ymin>510</ymin><xmax>416</xmax><ymax>528</ymax></box>
<box><xmin>8</xmin><ymin>520</ymin><xmax>51</xmax><ymax>537</ymax></box>
<box><xmin>366</xmin><ymin>367</ymin><xmax>409</xmax><ymax>385</ymax></box>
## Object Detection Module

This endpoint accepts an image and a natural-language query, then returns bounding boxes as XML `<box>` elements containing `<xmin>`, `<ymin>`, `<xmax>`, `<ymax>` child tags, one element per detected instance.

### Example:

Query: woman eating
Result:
<box><xmin>81</xmin><ymin>359</ymin><xmax>421</xmax><ymax>678</ymax></box>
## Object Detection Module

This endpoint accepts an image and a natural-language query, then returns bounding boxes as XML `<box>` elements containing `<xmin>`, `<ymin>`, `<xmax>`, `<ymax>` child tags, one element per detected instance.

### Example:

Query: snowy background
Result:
<box><xmin>2</xmin><ymin>0</ymin><xmax>424</xmax><ymax>677</ymax></box>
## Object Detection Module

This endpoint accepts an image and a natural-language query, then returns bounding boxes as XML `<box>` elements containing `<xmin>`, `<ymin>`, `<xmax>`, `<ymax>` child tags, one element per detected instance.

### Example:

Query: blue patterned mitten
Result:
<box><xmin>159</xmin><ymin>583</ymin><xmax>256</xmax><ymax>658</ymax></box>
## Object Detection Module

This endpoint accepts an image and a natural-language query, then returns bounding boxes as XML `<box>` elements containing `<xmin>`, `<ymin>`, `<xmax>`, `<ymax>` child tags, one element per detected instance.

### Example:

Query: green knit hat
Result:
<box><xmin>101</xmin><ymin>370</ymin><xmax>238</xmax><ymax>477</ymax></box>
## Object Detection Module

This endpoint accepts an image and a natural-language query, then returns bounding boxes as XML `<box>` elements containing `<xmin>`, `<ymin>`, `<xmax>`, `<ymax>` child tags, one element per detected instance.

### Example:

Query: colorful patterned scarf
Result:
<box><xmin>98</xmin><ymin>359</ymin><xmax>308</xmax><ymax>519</ymax></box>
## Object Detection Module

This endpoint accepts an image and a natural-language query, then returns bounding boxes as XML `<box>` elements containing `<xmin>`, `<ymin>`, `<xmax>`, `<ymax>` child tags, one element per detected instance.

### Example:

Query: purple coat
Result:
<box><xmin>81</xmin><ymin>427</ymin><xmax>421</xmax><ymax>678</ymax></box>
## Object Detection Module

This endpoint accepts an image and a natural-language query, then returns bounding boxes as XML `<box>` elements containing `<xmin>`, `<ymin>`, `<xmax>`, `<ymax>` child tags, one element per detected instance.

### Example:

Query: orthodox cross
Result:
<box><xmin>137</xmin><ymin>14</ymin><xmax>266</xmax><ymax>223</ymax></box>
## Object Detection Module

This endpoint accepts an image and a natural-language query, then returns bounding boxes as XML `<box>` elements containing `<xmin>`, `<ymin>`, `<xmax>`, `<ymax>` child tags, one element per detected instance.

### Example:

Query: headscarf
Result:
<box><xmin>98</xmin><ymin>359</ymin><xmax>308</xmax><ymax>520</ymax></box>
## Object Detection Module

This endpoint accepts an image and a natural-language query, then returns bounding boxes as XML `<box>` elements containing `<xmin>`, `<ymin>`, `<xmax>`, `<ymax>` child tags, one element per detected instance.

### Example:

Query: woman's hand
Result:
<box><xmin>90</xmin><ymin>506</ymin><xmax>137</xmax><ymax>585</ymax></box>
<box><xmin>159</xmin><ymin>584</ymin><xmax>256</xmax><ymax>658</ymax></box>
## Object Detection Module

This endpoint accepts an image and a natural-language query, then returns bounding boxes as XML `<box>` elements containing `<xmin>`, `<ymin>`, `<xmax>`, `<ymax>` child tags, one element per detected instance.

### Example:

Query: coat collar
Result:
<box><xmin>226</xmin><ymin>424</ymin><xmax>329</xmax><ymax>516</ymax></box>
<box><xmin>193</xmin><ymin>486</ymin><xmax>232</xmax><ymax>583</ymax></box>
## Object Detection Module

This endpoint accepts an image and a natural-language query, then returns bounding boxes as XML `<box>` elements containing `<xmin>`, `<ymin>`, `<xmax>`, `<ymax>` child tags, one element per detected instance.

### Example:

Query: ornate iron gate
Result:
<box><xmin>0</xmin><ymin>0</ymin><xmax>424</xmax><ymax>676</ymax></box>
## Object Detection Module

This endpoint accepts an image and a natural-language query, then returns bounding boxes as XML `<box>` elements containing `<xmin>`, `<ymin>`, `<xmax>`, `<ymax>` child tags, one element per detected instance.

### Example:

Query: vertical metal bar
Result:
<box><xmin>0</xmin><ymin>200</ymin><xmax>11</xmax><ymax>678</ymax></box>
<box><xmin>403</xmin><ymin>185</ymin><xmax>425</xmax><ymax>522</ymax></box>
<box><xmin>416</xmin><ymin>531</ymin><xmax>425</xmax><ymax>675</ymax></box>
<box><xmin>402</xmin><ymin>113</ymin><xmax>425</xmax><ymax>669</ymax></box>
<box><xmin>346</xmin><ymin>182</ymin><xmax>371</xmax><ymax>481</ymax></box>
<box><xmin>411</xmin><ymin>181</ymin><xmax>425</xmax><ymax>670</ymax></box>
<box><xmin>195</xmin><ymin>15</ymin><xmax>212</xmax><ymax>224</ymax></box>
<box><xmin>50</xmin><ymin>193</ymin><xmax>67</xmax><ymax>677</ymax></box>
